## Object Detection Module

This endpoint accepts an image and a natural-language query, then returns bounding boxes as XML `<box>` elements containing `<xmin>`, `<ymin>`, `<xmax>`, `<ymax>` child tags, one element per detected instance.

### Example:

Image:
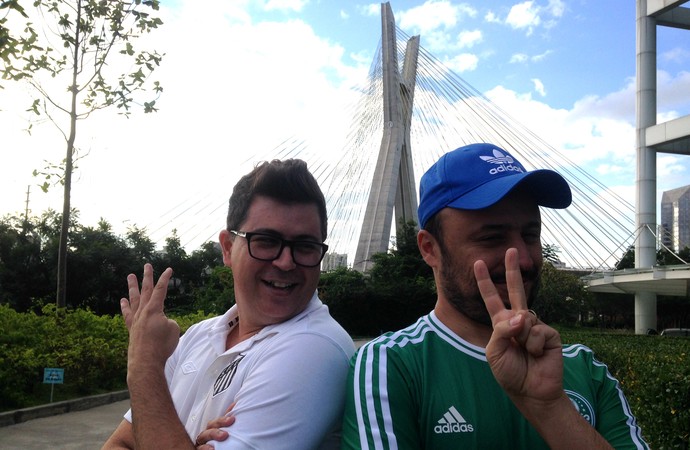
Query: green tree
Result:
<box><xmin>190</xmin><ymin>265</ymin><xmax>234</xmax><ymax>315</ymax></box>
<box><xmin>533</xmin><ymin>263</ymin><xmax>592</xmax><ymax>325</ymax></box>
<box><xmin>0</xmin><ymin>1</ymin><xmax>31</xmax><ymax>80</ymax></box>
<box><xmin>367</xmin><ymin>220</ymin><xmax>435</xmax><ymax>332</ymax></box>
<box><xmin>615</xmin><ymin>245</ymin><xmax>690</xmax><ymax>269</ymax></box>
<box><xmin>125</xmin><ymin>225</ymin><xmax>156</xmax><ymax>266</ymax></box>
<box><xmin>319</xmin><ymin>266</ymin><xmax>372</xmax><ymax>335</ymax></box>
<box><xmin>542</xmin><ymin>243</ymin><xmax>562</xmax><ymax>265</ymax></box>
<box><xmin>153</xmin><ymin>230</ymin><xmax>195</xmax><ymax>313</ymax></box>
<box><xmin>0</xmin><ymin>214</ymin><xmax>51</xmax><ymax>311</ymax></box>
<box><xmin>67</xmin><ymin>219</ymin><xmax>139</xmax><ymax>314</ymax></box>
<box><xmin>2</xmin><ymin>0</ymin><xmax>163</xmax><ymax>308</ymax></box>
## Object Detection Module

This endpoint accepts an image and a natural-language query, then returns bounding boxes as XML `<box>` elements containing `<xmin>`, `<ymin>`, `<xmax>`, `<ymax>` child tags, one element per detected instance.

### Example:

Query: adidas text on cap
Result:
<box><xmin>417</xmin><ymin>143</ymin><xmax>572</xmax><ymax>227</ymax></box>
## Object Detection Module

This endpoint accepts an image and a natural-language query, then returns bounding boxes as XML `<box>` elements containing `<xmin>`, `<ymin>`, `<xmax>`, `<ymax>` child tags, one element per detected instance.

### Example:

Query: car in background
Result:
<box><xmin>660</xmin><ymin>328</ymin><xmax>690</xmax><ymax>337</ymax></box>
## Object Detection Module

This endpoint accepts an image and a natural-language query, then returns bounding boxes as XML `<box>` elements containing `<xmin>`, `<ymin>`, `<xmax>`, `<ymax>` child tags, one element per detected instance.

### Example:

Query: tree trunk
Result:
<box><xmin>55</xmin><ymin>0</ymin><xmax>83</xmax><ymax>309</ymax></box>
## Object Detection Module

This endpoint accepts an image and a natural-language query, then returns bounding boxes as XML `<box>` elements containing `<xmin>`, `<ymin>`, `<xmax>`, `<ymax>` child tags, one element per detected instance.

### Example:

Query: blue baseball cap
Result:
<box><xmin>417</xmin><ymin>143</ymin><xmax>572</xmax><ymax>227</ymax></box>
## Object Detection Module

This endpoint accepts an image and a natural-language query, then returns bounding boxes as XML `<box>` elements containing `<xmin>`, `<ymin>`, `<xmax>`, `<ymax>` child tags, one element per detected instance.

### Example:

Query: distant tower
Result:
<box><xmin>661</xmin><ymin>185</ymin><xmax>690</xmax><ymax>252</ymax></box>
<box><xmin>353</xmin><ymin>2</ymin><xmax>420</xmax><ymax>272</ymax></box>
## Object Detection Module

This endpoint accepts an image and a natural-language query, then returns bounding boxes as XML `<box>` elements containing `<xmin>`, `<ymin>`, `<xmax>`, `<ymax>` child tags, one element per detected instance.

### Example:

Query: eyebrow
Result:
<box><xmin>476</xmin><ymin>220</ymin><xmax>542</xmax><ymax>232</ymax></box>
<box><xmin>248</xmin><ymin>228</ymin><xmax>322</xmax><ymax>242</ymax></box>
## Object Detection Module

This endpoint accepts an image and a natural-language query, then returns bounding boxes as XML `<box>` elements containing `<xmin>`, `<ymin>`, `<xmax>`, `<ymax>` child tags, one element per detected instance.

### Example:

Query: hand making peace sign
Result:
<box><xmin>473</xmin><ymin>248</ymin><xmax>564</xmax><ymax>405</ymax></box>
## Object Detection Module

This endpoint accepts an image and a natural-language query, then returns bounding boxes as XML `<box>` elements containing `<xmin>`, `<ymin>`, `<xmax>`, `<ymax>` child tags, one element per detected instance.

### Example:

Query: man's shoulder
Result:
<box><xmin>269</xmin><ymin>305</ymin><xmax>355</xmax><ymax>357</ymax></box>
<box><xmin>561</xmin><ymin>343</ymin><xmax>597</xmax><ymax>363</ymax></box>
<box><xmin>357</xmin><ymin>315</ymin><xmax>436</xmax><ymax>357</ymax></box>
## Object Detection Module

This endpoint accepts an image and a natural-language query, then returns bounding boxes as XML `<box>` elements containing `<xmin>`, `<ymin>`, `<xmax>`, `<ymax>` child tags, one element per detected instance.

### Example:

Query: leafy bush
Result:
<box><xmin>0</xmin><ymin>305</ymin><xmax>211</xmax><ymax>410</ymax></box>
<box><xmin>1</xmin><ymin>305</ymin><xmax>688</xmax><ymax>449</ymax></box>
<box><xmin>560</xmin><ymin>329</ymin><xmax>690</xmax><ymax>449</ymax></box>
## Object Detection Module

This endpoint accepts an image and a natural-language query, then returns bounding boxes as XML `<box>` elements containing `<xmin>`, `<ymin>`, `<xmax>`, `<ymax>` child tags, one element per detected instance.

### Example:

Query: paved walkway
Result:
<box><xmin>0</xmin><ymin>399</ymin><xmax>128</xmax><ymax>449</ymax></box>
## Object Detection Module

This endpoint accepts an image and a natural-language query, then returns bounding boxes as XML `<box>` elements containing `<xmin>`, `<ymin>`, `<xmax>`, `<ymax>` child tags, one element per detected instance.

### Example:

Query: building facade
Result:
<box><xmin>322</xmin><ymin>252</ymin><xmax>348</xmax><ymax>272</ymax></box>
<box><xmin>661</xmin><ymin>185</ymin><xmax>690</xmax><ymax>252</ymax></box>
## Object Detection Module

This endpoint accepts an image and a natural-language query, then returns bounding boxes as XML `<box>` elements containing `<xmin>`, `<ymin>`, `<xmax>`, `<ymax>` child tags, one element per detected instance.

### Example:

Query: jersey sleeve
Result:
<box><xmin>342</xmin><ymin>338</ymin><xmax>421</xmax><ymax>450</ymax></box>
<box><xmin>569</xmin><ymin>345</ymin><xmax>650</xmax><ymax>449</ymax></box>
<box><xmin>211</xmin><ymin>332</ymin><xmax>352</xmax><ymax>450</ymax></box>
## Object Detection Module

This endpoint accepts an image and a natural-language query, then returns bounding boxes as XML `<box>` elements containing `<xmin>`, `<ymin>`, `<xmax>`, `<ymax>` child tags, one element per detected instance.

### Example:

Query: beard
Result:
<box><xmin>438</xmin><ymin>246</ymin><xmax>541</xmax><ymax>326</ymax></box>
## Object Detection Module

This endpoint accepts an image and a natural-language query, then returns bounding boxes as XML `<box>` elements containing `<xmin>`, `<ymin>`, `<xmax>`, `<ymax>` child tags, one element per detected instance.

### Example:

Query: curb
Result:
<box><xmin>0</xmin><ymin>390</ymin><xmax>129</xmax><ymax>428</ymax></box>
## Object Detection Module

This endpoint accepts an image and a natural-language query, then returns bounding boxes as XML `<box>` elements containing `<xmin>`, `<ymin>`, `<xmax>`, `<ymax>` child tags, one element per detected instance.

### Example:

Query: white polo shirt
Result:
<box><xmin>125</xmin><ymin>293</ymin><xmax>355</xmax><ymax>449</ymax></box>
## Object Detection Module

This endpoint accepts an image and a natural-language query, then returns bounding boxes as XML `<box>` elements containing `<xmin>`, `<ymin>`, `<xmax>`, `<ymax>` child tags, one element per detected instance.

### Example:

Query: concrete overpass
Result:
<box><xmin>583</xmin><ymin>265</ymin><xmax>690</xmax><ymax>297</ymax></box>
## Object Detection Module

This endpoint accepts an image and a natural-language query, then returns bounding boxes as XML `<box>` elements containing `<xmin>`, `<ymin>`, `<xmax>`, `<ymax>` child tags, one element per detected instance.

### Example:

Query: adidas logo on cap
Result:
<box><xmin>433</xmin><ymin>406</ymin><xmax>475</xmax><ymax>434</ymax></box>
<box><xmin>480</xmin><ymin>149</ymin><xmax>525</xmax><ymax>175</ymax></box>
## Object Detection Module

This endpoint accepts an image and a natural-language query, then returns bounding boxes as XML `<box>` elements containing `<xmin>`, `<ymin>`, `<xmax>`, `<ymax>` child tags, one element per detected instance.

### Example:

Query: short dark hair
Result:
<box><xmin>226</xmin><ymin>159</ymin><xmax>328</xmax><ymax>241</ymax></box>
<box><xmin>423</xmin><ymin>213</ymin><xmax>444</xmax><ymax>248</ymax></box>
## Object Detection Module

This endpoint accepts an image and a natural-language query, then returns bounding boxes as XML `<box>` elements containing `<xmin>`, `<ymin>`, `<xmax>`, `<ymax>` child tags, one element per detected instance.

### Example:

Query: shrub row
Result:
<box><xmin>0</xmin><ymin>304</ymin><xmax>214</xmax><ymax>410</ymax></box>
<box><xmin>560</xmin><ymin>329</ymin><xmax>690</xmax><ymax>449</ymax></box>
<box><xmin>1</xmin><ymin>306</ymin><xmax>688</xmax><ymax>448</ymax></box>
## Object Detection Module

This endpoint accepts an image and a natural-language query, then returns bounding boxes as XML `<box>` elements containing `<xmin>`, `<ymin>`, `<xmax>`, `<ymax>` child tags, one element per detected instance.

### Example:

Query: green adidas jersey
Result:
<box><xmin>342</xmin><ymin>311</ymin><xmax>649</xmax><ymax>449</ymax></box>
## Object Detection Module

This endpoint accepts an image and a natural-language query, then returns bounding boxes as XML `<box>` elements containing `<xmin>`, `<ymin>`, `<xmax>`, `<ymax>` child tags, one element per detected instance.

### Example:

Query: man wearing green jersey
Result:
<box><xmin>342</xmin><ymin>143</ymin><xmax>648</xmax><ymax>449</ymax></box>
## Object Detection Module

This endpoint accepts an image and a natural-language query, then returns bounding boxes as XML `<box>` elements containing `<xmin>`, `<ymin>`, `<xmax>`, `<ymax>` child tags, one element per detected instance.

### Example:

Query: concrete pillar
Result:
<box><xmin>634</xmin><ymin>0</ymin><xmax>658</xmax><ymax>333</ymax></box>
<box><xmin>353</xmin><ymin>2</ymin><xmax>419</xmax><ymax>272</ymax></box>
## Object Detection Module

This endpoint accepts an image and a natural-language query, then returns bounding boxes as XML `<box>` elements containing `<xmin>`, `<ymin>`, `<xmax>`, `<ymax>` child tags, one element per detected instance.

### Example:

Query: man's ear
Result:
<box><xmin>417</xmin><ymin>229</ymin><xmax>440</xmax><ymax>268</ymax></box>
<box><xmin>219</xmin><ymin>230</ymin><xmax>233</xmax><ymax>267</ymax></box>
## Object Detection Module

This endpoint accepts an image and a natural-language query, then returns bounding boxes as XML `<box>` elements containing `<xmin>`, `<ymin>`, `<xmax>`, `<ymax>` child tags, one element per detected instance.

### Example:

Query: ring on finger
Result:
<box><xmin>527</xmin><ymin>309</ymin><xmax>538</xmax><ymax>321</ymax></box>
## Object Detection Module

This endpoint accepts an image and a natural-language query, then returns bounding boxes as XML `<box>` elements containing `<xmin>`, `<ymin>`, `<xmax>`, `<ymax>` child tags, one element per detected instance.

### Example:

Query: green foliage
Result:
<box><xmin>0</xmin><ymin>303</ymin><xmax>129</xmax><ymax>409</ymax></box>
<box><xmin>2</xmin><ymin>0</ymin><xmax>165</xmax><ymax>309</ymax></box>
<box><xmin>0</xmin><ymin>304</ymin><xmax>211</xmax><ymax>411</ymax></box>
<box><xmin>616</xmin><ymin>245</ymin><xmax>690</xmax><ymax>270</ymax></box>
<box><xmin>3</xmin><ymin>0</ymin><xmax>164</xmax><ymax>114</ymax></box>
<box><xmin>367</xmin><ymin>220</ymin><xmax>435</xmax><ymax>332</ymax></box>
<box><xmin>187</xmin><ymin>265</ymin><xmax>235</xmax><ymax>316</ymax></box>
<box><xmin>560</xmin><ymin>329</ymin><xmax>690</xmax><ymax>449</ymax></box>
<box><xmin>319</xmin><ymin>267</ymin><xmax>373</xmax><ymax>335</ymax></box>
<box><xmin>533</xmin><ymin>263</ymin><xmax>592</xmax><ymax>325</ymax></box>
<box><xmin>0</xmin><ymin>212</ymin><xmax>228</xmax><ymax>316</ymax></box>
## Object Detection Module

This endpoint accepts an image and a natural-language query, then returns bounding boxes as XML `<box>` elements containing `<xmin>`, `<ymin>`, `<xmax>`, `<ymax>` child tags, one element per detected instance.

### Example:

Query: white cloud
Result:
<box><xmin>661</xmin><ymin>47</ymin><xmax>690</xmax><ymax>64</ymax></box>
<box><xmin>484</xmin><ymin>11</ymin><xmax>501</xmax><ymax>23</ymax></box>
<box><xmin>264</xmin><ymin>0</ymin><xmax>308</xmax><ymax>12</ymax></box>
<box><xmin>358</xmin><ymin>3</ymin><xmax>380</xmax><ymax>17</ymax></box>
<box><xmin>531</xmin><ymin>49</ymin><xmax>552</xmax><ymax>62</ymax></box>
<box><xmin>0</xmin><ymin>0</ymin><xmax>366</xmax><ymax>249</ymax></box>
<box><xmin>2</xmin><ymin>0</ymin><xmax>687</xmax><ymax>254</ymax></box>
<box><xmin>532</xmin><ymin>78</ymin><xmax>546</xmax><ymax>96</ymax></box>
<box><xmin>509</xmin><ymin>50</ymin><xmax>552</xmax><ymax>64</ymax></box>
<box><xmin>505</xmin><ymin>1</ymin><xmax>541</xmax><ymax>35</ymax></box>
<box><xmin>397</xmin><ymin>0</ymin><xmax>476</xmax><ymax>35</ymax></box>
<box><xmin>510</xmin><ymin>53</ymin><xmax>529</xmax><ymax>64</ymax></box>
<box><xmin>457</xmin><ymin>29</ymin><xmax>482</xmax><ymax>49</ymax></box>
<box><xmin>444</xmin><ymin>53</ymin><xmax>479</xmax><ymax>72</ymax></box>
<box><xmin>658</xmin><ymin>154</ymin><xmax>687</xmax><ymax>177</ymax></box>
<box><xmin>500</xmin><ymin>0</ymin><xmax>565</xmax><ymax>35</ymax></box>
<box><xmin>484</xmin><ymin>85</ymin><xmax>636</xmax><ymax>183</ymax></box>
<box><xmin>658</xmin><ymin>70</ymin><xmax>690</xmax><ymax>116</ymax></box>
<box><xmin>547</xmin><ymin>0</ymin><xmax>566</xmax><ymax>16</ymax></box>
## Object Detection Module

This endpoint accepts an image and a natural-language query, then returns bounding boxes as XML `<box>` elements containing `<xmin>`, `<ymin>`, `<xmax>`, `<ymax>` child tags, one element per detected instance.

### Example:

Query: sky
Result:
<box><xmin>1</xmin><ymin>0</ymin><xmax>689</xmax><ymax>257</ymax></box>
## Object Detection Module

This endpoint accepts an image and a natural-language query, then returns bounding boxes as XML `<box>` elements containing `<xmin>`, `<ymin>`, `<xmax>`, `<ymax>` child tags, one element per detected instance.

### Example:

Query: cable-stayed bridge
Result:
<box><xmin>143</xmin><ymin>2</ymin><xmax>689</xmax><ymax>334</ymax></box>
<box><xmin>155</xmin><ymin>6</ymin><xmax>637</xmax><ymax>272</ymax></box>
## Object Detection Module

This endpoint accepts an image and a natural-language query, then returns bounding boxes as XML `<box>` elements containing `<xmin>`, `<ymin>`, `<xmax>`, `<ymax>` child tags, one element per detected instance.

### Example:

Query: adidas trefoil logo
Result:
<box><xmin>434</xmin><ymin>406</ymin><xmax>475</xmax><ymax>434</ymax></box>
<box><xmin>479</xmin><ymin>149</ymin><xmax>524</xmax><ymax>175</ymax></box>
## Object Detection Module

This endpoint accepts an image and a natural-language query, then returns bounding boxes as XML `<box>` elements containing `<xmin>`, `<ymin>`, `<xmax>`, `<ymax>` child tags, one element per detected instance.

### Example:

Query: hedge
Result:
<box><xmin>1</xmin><ymin>306</ymin><xmax>688</xmax><ymax>448</ymax></box>
<box><xmin>561</xmin><ymin>329</ymin><xmax>690</xmax><ymax>449</ymax></box>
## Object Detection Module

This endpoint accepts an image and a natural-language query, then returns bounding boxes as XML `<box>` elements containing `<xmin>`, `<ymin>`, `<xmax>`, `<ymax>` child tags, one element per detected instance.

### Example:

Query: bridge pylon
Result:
<box><xmin>353</xmin><ymin>2</ymin><xmax>420</xmax><ymax>272</ymax></box>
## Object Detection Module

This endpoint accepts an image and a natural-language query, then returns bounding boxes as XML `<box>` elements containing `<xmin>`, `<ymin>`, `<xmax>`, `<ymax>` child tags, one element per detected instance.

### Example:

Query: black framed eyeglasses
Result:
<box><xmin>230</xmin><ymin>230</ymin><xmax>328</xmax><ymax>268</ymax></box>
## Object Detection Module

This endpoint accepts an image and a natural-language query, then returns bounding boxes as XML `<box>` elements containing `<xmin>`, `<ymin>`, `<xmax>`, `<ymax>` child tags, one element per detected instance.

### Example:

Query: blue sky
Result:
<box><xmin>1</xmin><ymin>0</ymin><xmax>689</xmax><ymax>255</ymax></box>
